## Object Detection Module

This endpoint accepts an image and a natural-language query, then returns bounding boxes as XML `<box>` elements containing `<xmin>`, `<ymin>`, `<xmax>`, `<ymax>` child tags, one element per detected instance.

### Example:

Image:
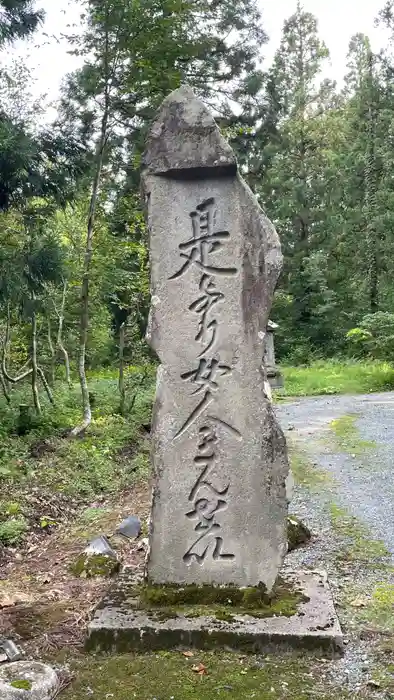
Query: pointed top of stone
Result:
<box><xmin>143</xmin><ymin>85</ymin><xmax>237</xmax><ymax>177</ymax></box>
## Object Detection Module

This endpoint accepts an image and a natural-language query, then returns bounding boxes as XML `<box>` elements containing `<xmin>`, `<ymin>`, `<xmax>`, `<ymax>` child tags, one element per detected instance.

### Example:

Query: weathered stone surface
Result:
<box><xmin>143</xmin><ymin>85</ymin><xmax>236</xmax><ymax>176</ymax></box>
<box><xmin>142</xmin><ymin>85</ymin><xmax>289</xmax><ymax>591</ymax></box>
<box><xmin>87</xmin><ymin>567</ymin><xmax>343</xmax><ymax>656</ymax></box>
<box><xmin>0</xmin><ymin>661</ymin><xmax>58</xmax><ymax>699</ymax></box>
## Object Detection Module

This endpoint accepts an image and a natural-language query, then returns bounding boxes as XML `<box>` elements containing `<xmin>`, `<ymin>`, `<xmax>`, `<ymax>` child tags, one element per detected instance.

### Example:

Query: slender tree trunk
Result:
<box><xmin>56</xmin><ymin>280</ymin><xmax>71</xmax><ymax>387</ymax></box>
<box><xmin>31</xmin><ymin>295</ymin><xmax>41</xmax><ymax>415</ymax></box>
<box><xmin>71</xmin><ymin>106</ymin><xmax>110</xmax><ymax>436</ymax></box>
<box><xmin>0</xmin><ymin>371</ymin><xmax>10</xmax><ymax>404</ymax></box>
<box><xmin>2</xmin><ymin>307</ymin><xmax>32</xmax><ymax>385</ymax></box>
<box><xmin>118</xmin><ymin>321</ymin><xmax>126</xmax><ymax>415</ymax></box>
<box><xmin>47</xmin><ymin>315</ymin><xmax>56</xmax><ymax>386</ymax></box>
<box><xmin>37</xmin><ymin>367</ymin><xmax>55</xmax><ymax>405</ymax></box>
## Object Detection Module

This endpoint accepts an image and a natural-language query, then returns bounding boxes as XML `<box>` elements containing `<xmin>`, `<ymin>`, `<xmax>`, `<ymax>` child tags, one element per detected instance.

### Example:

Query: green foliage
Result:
<box><xmin>0</xmin><ymin>515</ymin><xmax>28</xmax><ymax>545</ymax></box>
<box><xmin>347</xmin><ymin>312</ymin><xmax>394</xmax><ymax>361</ymax></box>
<box><xmin>277</xmin><ymin>360</ymin><xmax>394</xmax><ymax>397</ymax></box>
<box><xmin>0</xmin><ymin>0</ymin><xmax>44</xmax><ymax>46</ymax></box>
<box><xmin>0</xmin><ymin>369</ymin><xmax>155</xmax><ymax>545</ymax></box>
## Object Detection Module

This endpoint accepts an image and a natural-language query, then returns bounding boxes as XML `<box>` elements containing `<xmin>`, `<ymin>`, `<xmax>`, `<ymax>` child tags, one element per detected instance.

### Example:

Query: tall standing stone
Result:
<box><xmin>142</xmin><ymin>85</ymin><xmax>289</xmax><ymax>592</ymax></box>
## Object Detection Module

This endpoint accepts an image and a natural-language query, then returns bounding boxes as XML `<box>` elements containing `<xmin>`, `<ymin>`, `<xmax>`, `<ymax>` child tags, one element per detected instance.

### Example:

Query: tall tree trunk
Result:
<box><xmin>118</xmin><ymin>321</ymin><xmax>126</xmax><ymax>415</ymax></box>
<box><xmin>71</xmin><ymin>102</ymin><xmax>110</xmax><ymax>435</ymax></box>
<box><xmin>31</xmin><ymin>294</ymin><xmax>41</xmax><ymax>415</ymax></box>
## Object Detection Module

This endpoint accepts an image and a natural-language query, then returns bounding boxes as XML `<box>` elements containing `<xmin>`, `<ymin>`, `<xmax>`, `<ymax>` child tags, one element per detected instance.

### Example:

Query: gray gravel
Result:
<box><xmin>277</xmin><ymin>392</ymin><xmax>394</xmax><ymax>556</ymax></box>
<box><xmin>276</xmin><ymin>392</ymin><xmax>394</xmax><ymax>693</ymax></box>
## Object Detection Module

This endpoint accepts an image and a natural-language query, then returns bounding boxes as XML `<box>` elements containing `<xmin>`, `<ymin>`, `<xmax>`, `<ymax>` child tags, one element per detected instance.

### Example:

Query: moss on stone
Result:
<box><xmin>137</xmin><ymin>578</ymin><xmax>308</xmax><ymax>621</ymax></box>
<box><xmin>214</xmin><ymin>610</ymin><xmax>236</xmax><ymax>622</ymax></box>
<box><xmin>10</xmin><ymin>679</ymin><xmax>32</xmax><ymax>690</ymax></box>
<box><xmin>71</xmin><ymin>553</ymin><xmax>120</xmax><ymax>578</ymax></box>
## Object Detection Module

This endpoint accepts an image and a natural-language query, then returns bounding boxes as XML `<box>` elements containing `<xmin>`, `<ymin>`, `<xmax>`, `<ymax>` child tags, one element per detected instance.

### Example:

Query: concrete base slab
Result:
<box><xmin>87</xmin><ymin>569</ymin><xmax>343</xmax><ymax>656</ymax></box>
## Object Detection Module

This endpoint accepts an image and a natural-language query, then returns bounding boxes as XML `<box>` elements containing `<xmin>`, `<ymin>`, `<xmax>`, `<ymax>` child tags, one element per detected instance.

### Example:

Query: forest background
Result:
<box><xmin>2</xmin><ymin>0</ymin><xmax>394</xmax><ymax>544</ymax></box>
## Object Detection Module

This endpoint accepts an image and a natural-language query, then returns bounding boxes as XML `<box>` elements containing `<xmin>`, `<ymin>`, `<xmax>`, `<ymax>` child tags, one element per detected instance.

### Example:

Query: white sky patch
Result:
<box><xmin>1</xmin><ymin>0</ymin><xmax>390</xmax><ymax>122</ymax></box>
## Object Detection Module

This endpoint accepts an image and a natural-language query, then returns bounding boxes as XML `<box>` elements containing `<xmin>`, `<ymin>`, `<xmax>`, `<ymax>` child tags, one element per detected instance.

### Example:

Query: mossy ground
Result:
<box><xmin>59</xmin><ymin>651</ymin><xmax>351</xmax><ymax>700</ymax></box>
<box><xmin>329</xmin><ymin>504</ymin><xmax>390</xmax><ymax>565</ymax></box>
<box><xmin>289</xmin><ymin>444</ymin><xmax>335</xmax><ymax>490</ymax></box>
<box><xmin>329</xmin><ymin>414</ymin><xmax>376</xmax><ymax>456</ymax></box>
<box><xmin>0</xmin><ymin>367</ymin><xmax>154</xmax><ymax>547</ymax></box>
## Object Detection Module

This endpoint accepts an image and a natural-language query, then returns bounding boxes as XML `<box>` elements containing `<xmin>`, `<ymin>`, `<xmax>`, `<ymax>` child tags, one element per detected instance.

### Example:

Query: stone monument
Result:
<box><xmin>143</xmin><ymin>85</ymin><xmax>289</xmax><ymax>593</ymax></box>
<box><xmin>87</xmin><ymin>86</ymin><xmax>343</xmax><ymax>656</ymax></box>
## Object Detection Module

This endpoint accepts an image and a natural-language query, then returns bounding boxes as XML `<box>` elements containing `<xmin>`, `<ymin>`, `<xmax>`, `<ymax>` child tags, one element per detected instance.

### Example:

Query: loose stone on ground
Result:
<box><xmin>0</xmin><ymin>661</ymin><xmax>58</xmax><ymax>699</ymax></box>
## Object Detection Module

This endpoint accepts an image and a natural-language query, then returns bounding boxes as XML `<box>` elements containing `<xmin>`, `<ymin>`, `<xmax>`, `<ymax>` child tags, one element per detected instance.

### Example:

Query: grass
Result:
<box><xmin>289</xmin><ymin>445</ymin><xmax>335</xmax><ymax>490</ymax></box>
<box><xmin>276</xmin><ymin>359</ymin><xmax>394</xmax><ymax>397</ymax></box>
<box><xmin>329</xmin><ymin>504</ymin><xmax>390</xmax><ymax>565</ymax></box>
<box><xmin>0</xmin><ymin>365</ymin><xmax>156</xmax><ymax>546</ymax></box>
<box><xmin>60</xmin><ymin>651</ymin><xmax>350</xmax><ymax>700</ymax></box>
<box><xmin>330</xmin><ymin>414</ymin><xmax>376</xmax><ymax>455</ymax></box>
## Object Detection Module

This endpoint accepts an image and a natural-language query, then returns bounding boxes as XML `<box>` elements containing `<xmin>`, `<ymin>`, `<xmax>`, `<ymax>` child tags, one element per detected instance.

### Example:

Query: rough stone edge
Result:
<box><xmin>0</xmin><ymin>661</ymin><xmax>59</xmax><ymax>700</ymax></box>
<box><xmin>86</xmin><ymin>569</ymin><xmax>343</xmax><ymax>657</ymax></box>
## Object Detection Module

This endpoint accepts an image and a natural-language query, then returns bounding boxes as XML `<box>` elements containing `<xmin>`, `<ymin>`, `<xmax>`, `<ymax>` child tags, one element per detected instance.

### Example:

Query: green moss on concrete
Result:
<box><xmin>71</xmin><ymin>553</ymin><xmax>120</xmax><ymax>578</ymax></box>
<box><xmin>330</xmin><ymin>414</ymin><xmax>376</xmax><ymax>456</ymax></box>
<box><xmin>59</xmin><ymin>651</ymin><xmax>352</xmax><ymax>700</ymax></box>
<box><xmin>138</xmin><ymin>578</ymin><xmax>308</xmax><ymax>620</ymax></box>
<box><xmin>10</xmin><ymin>679</ymin><xmax>32</xmax><ymax>690</ymax></box>
<box><xmin>215</xmin><ymin>610</ymin><xmax>236</xmax><ymax>622</ymax></box>
<box><xmin>330</xmin><ymin>504</ymin><xmax>390</xmax><ymax>565</ymax></box>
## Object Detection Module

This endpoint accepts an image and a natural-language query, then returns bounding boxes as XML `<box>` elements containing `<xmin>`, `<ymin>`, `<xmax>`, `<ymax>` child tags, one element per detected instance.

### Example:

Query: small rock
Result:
<box><xmin>0</xmin><ymin>661</ymin><xmax>58</xmax><ymax>699</ymax></box>
<box><xmin>287</xmin><ymin>516</ymin><xmax>312</xmax><ymax>553</ymax></box>
<box><xmin>0</xmin><ymin>641</ymin><xmax>23</xmax><ymax>663</ymax></box>
<box><xmin>136</xmin><ymin>537</ymin><xmax>149</xmax><ymax>552</ymax></box>
<box><xmin>116</xmin><ymin>516</ymin><xmax>141</xmax><ymax>540</ymax></box>
<box><xmin>85</xmin><ymin>536</ymin><xmax>115</xmax><ymax>556</ymax></box>
<box><xmin>71</xmin><ymin>536</ymin><xmax>120</xmax><ymax>578</ymax></box>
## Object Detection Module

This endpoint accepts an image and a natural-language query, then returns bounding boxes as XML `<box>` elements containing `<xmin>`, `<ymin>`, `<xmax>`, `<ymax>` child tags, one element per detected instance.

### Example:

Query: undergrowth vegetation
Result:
<box><xmin>277</xmin><ymin>360</ymin><xmax>394</xmax><ymax>397</ymax></box>
<box><xmin>0</xmin><ymin>366</ymin><xmax>155</xmax><ymax>546</ymax></box>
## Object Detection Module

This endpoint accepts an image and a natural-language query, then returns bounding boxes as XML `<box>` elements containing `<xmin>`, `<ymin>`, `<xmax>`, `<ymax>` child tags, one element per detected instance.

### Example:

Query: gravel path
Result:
<box><xmin>277</xmin><ymin>391</ymin><xmax>394</xmax><ymax>556</ymax></box>
<box><xmin>276</xmin><ymin>392</ymin><xmax>394</xmax><ymax>692</ymax></box>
